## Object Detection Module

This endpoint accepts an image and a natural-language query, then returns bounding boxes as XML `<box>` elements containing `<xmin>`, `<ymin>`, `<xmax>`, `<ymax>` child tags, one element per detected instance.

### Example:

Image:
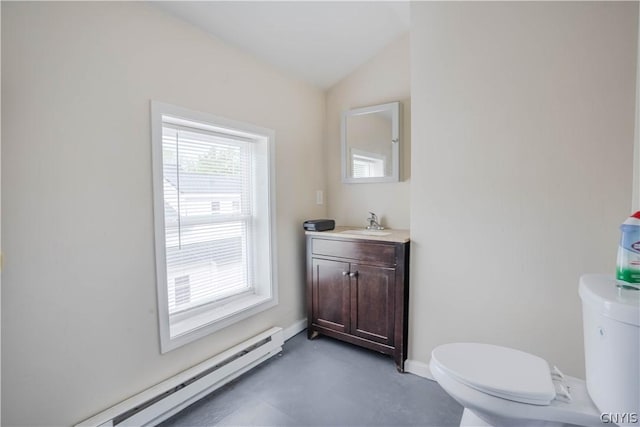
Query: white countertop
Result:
<box><xmin>305</xmin><ymin>226</ymin><xmax>410</xmax><ymax>243</ymax></box>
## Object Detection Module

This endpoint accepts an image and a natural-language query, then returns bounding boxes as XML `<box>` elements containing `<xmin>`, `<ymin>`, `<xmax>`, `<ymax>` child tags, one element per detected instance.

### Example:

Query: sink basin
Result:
<box><xmin>340</xmin><ymin>229</ymin><xmax>392</xmax><ymax>236</ymax></box>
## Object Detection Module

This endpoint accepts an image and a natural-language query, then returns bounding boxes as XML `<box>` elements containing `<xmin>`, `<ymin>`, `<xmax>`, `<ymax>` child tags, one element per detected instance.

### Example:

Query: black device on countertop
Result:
<box><xmin>303</xmin><ymin>219</ymin><xmax>335</xmax><ymax>232</ymax></box>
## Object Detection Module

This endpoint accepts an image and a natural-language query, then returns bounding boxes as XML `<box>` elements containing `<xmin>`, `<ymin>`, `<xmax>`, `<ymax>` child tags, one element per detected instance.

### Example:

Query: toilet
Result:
<box><xmin>430</xmin><ymin>274</ymin><xmax>640</xmax><ymax>427</ymax></box>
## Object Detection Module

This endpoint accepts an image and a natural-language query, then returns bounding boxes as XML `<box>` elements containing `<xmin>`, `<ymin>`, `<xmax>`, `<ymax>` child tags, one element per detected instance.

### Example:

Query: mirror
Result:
<box><xmin>341</xmin><ymin>102</ymin><xmax>400</xmax><ymax>183</ymax></box>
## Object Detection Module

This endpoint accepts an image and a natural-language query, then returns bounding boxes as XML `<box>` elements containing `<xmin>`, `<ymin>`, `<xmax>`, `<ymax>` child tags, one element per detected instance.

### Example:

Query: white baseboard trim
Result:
<box><xmin>283</xmin><ymin>318</ymin><xmax>307</xmax><ymax>341</ymax></box>
<box><xmin>405</xmin><ymin>358</ymin><xmax>435</xmax><ymax>381</ymax></box>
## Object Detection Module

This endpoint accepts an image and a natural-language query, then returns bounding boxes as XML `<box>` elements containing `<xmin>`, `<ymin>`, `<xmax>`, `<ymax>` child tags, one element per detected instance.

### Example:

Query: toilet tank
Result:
<box><xmin>579</xmin><ymin>274</ymin><xmax>640</xmax><ymax>423</ymax></box>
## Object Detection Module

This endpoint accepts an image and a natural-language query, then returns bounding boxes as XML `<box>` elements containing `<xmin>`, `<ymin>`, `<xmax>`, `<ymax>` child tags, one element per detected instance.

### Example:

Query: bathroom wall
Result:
<box><xmin>410</xmin><ymin>2</ymin><xmax>638</xmax><ymax>378</ymax></box>
<box><xmin>325</xmin><ymin>34</ymin><xmax>410</xmax><ymax>230</ymax></box>
<box><xmin>0</xmin><ymin>4</ymin><xmax>3</xmax><ymax>423</ymax></box>
<box><xmin>635</xmin><ymin>5</ymin><xmax>640</xmax><ymax>212</ymax></box>
<box><xmin>1</xmin><ymin>2</ymin><xmax>325</xmax><ymax>425</ymax></box>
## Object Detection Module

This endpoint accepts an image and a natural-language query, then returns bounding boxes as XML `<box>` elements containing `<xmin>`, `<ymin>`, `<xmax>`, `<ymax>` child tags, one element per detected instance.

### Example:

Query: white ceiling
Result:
<box><xmin>153</xmin><ymin>1</ymin><xmax>411</xmax><ymax>89</ymax></box>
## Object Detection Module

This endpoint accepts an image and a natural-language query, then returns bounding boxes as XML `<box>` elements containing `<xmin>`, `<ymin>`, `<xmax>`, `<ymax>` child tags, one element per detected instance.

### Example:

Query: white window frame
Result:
<box><xmin>151</xmin><ymin>101</ymin><xmax>278</xmax><ymax>353</ymax></box>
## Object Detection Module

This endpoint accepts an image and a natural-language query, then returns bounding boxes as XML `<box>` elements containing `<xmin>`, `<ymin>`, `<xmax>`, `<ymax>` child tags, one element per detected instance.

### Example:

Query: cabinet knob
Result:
<box><xmin>349</xmin><ymin>271</ymin><xmax>358</xmax><ymax>278</ymax></box>
<box><xmin>342</xmin><ymin>271</ymin><xmax>349</xmax><ymax>276</ymax></box>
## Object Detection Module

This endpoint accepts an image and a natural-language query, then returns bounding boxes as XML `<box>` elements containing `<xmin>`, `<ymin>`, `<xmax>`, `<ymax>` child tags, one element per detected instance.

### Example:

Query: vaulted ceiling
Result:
<box><xmin>153</xmin><ymin>1</ymin><xmax>411</xmax><ymax>89</ymax></box>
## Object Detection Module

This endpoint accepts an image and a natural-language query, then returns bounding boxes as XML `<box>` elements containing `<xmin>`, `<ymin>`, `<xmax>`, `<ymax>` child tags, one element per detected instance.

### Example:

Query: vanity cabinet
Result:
<box><xmin>306</xmin><ymin>231</ymin><xmax>410</xmax><ymax>372</ymax></box>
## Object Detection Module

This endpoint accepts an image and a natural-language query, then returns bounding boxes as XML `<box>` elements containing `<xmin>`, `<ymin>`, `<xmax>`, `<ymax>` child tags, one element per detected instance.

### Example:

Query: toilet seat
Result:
<box><xmin>430</xmin><ymin>343</ymin><xmax>603</xmax><ymax>427</ymax></box>
<box><xmin>431</xmin><ymin>343</ymin><xmax>556</xmax><ymax>405</ymax></box>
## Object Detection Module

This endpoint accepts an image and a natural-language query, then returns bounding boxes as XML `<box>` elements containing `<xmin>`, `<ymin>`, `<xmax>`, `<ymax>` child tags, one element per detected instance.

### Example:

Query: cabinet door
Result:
<box><xmin>311</xmin><ymin>258</ymin><xmax>350</xmax><ymax>333</ymax></box>
<box><xmin>350</xmin><ymin>263</ymin><xmax>395</xmax><ymax>345</ymax></box>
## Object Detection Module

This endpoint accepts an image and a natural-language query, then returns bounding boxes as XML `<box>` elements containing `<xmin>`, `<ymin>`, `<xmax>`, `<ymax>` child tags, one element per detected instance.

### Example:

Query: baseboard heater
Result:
<box><xmin>77</xmin><ymin>327</ymin><xmax>284</xmax><ymax>427</ymax></box>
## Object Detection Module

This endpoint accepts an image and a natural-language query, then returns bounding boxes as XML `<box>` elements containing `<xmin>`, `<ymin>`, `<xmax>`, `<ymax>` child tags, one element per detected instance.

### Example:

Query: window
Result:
<box><xmin>351</xmin><ymin>149</ymin><xmax>386</xmax><ymax>178</ymax></box>
<box><xmin>151</xmin><ymin>101</ymin><xmax>277</xmax><ymax>353</ymax></box>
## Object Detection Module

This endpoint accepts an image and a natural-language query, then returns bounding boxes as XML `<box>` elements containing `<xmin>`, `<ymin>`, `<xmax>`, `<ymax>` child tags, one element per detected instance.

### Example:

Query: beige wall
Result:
<box><xmin>0</xmin><ymin>3</ymin><xmax>3</xmax><ymax>423</ymax></box>
<box><xmin>1</xmin><ymin>2</ymin><xmax>325</xmax><ymax>425</ymax></box>
<box><xmin>409</xmin><ymin>2</ymin><xmax>638</xmax><ymax>378</ymax></box>
<box><xmin>3</xmin><ymin>2</ymin><xmax>640</xmax><ymax>424</ymax></box>
<box><xmin>326</xmin><ymin>34</ymin><xmax>410</xmax><ymax>230</ymax></box>
<box><xmin>635</xmin><ymin>4</ymin><xmax>640</xmax><ymax>212</ymax></box>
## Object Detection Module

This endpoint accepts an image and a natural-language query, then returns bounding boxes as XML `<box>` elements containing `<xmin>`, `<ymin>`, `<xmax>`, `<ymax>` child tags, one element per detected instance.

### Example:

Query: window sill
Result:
<box><xmin>162</xmin><ymin>293</ymin><xmax>276</xmax><ymax>353</ymax></box>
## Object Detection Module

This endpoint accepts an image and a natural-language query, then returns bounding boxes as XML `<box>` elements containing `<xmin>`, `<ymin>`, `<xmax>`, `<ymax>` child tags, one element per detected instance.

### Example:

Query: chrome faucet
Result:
<box><xmin>366</xmin><ymin>212</ymin><xmax>384</xmax><ymax>230</ymax></box>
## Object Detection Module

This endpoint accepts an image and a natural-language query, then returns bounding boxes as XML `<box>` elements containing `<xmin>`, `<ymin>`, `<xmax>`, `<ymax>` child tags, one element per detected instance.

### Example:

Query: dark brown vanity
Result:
<box><xmin>305</xmin><ymin>227</ymin><xmax>410</xmax><ymax>372</ymax></box>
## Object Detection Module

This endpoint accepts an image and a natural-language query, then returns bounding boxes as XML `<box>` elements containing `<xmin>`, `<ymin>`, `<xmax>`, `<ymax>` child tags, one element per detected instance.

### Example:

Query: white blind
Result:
<box><xmin>352</xmin><ymin>153</ymin><xmax>384</xmax><ymax>178</ymax></box>
<box><xmin>161</xmin><ymin>121</ymin><xmax>254</xmax><ymax>315</ymax></box>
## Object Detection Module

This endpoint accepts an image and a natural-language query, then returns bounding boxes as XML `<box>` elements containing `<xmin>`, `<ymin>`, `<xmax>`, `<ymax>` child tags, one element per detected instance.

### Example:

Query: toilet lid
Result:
<box><xmin>431</xmin><ymin>343</ymin><xmax>556</xmax><ymax>405</ymax></box>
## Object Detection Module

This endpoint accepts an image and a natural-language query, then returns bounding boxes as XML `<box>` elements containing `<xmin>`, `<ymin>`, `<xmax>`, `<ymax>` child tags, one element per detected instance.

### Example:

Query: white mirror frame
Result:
<box><xmin>341</xmin><ymin>101</ymin><xmax>401</xmax><ymax>184</ymax></box>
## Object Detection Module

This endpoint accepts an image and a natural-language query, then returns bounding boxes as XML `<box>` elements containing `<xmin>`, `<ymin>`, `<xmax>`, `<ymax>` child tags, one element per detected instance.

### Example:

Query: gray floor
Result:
<box><xmin>159</xmin><ymin>331</ymin><xmax>463</xmax><ymax>427</ymax></box>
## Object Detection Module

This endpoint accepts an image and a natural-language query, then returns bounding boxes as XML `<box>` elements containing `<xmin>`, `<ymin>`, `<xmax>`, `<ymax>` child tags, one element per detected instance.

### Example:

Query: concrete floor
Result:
<box><xmin>159</xmin><ymin>331</ymin><xmax>463</xmax><ymax>426</ymax></box>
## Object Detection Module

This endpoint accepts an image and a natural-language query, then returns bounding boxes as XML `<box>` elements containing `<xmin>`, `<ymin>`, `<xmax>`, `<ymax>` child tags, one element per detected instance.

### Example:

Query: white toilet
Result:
<box><xmin>430</xmin><ymin>274</ymin><xmax>640</xmax><ymax>427</ymax></box>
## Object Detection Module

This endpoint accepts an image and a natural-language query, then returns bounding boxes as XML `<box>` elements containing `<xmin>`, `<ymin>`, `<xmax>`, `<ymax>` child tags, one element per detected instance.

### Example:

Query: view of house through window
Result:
<box><xmin>162</xmin><ymin>124</ymin><xmax>252</xmax><ymax>314</ymax></box>
<box><xmin>152</xmin><ymin>102</ymin><xmax>276</xmax><ymax>352</ymax></box>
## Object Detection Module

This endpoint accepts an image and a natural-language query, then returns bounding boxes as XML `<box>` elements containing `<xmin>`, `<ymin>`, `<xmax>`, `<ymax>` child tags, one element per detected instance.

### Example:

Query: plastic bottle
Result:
<box><xmin>616</xmin><ymin>211</ymin><xmax>640</xmax><ymax>289</ymax></box>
